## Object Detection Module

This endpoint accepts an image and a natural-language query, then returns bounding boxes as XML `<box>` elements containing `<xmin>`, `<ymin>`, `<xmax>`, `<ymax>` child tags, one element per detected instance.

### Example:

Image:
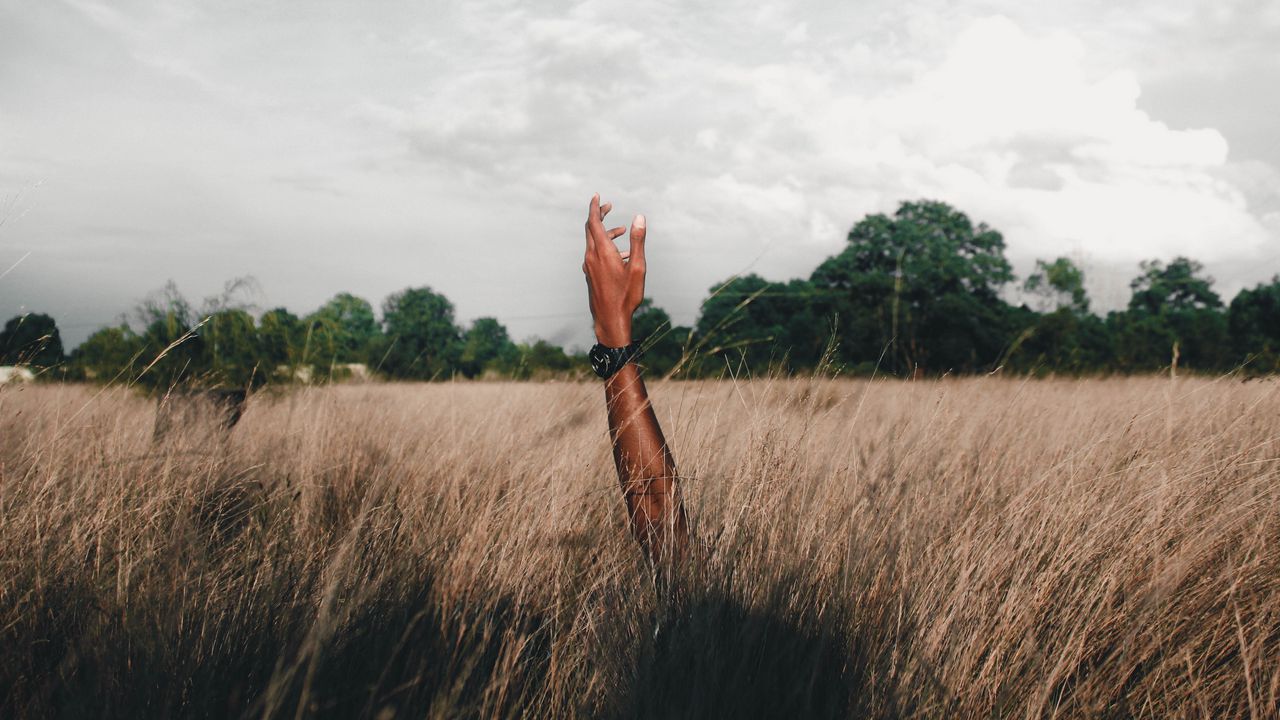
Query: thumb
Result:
<box><xmin>628</xmin><ymin>214</ymin><xmax>647</xmax><ymax>301</ymax></box>
<box><xmin>629</xmin><ymin>214</ymin><xmax>646</xmax><ymax>269</ymax></box>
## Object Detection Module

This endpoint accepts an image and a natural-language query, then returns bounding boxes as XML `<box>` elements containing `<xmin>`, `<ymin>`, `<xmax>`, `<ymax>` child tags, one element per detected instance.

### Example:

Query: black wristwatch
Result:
<box><xmin>589</xmin><ymin>342</ymin><xmax>640</xmax><ymax>379</ymax></box>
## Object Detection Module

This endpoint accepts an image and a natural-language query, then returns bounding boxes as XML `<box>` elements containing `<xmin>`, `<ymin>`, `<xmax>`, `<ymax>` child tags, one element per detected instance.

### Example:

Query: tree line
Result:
<box><xmin>682</xmin><ymin>201</ymin><xmax>1280</xmax><ymax>377</ymax></box>
<box><xmin>3</xmin><ymin>199</ymin><xmax>1279</xmax><ymax>387</ymax></box>
<box><xmin>0</xmin><ymin>280</ymin><xmax>578</xmax><ymax>389</ymax></box>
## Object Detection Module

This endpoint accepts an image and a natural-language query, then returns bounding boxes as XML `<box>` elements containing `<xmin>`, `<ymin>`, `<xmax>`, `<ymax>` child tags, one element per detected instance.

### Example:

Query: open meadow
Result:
<box><xmin>1</xmin><ymin>375</ymin><xmax>1278</xmax><ymax>718</ymax></box>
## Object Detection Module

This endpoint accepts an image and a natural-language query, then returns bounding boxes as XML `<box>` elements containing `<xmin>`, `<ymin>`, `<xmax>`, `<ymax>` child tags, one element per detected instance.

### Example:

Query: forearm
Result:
<box><xmin>604</xmin><ymin>363</ymin><xmax>686</xmax><ymax>560</ymax></box>
<box><xmin>580</xmin><ymin>193</ymin><xmax>687</xmax><ymax>561</ymax></box>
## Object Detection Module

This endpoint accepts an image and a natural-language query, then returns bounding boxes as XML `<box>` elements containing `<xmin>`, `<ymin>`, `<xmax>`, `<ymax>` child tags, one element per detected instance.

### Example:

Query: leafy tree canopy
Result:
<box><xmin>505</xmin><ymin>340</ymin><xmax>575</xmax><ymax>380</ymax></box>
<box><xmin>258</xmin><ymin>308</ymin><xmax>305</xmax><ymax>369</ymax></box>
<box><xmin>459</xmin><ymin>317</ymin><xmax>517</xmax><ymax>378</ymax></box>
<box><xmin>0</xmin><ymin>313</ymin><xmax>64</xmax><ymax>367</ymax></box>
<box><xmin>69</xmin><ymin>324</ymin><xmax>143</xmax><ymax>381</ymax></box>
<box><xmin>134</xmin><ymin>281</ymin><xmax>205</xmax><ymax>389</ymax></box>
<box><xmin>812</xmin><ymin>200</ymin><xmax>1012</xmax><ymax>297</ymax></box>
<box><xmin>810</xmin><ymin>200</ymin><xmax>1014</xmax><ymax>374</ymax></box>
<box><xmin>694</xmin><ymin>275</ymin><xmax>827</xmax><ymax>374</ymax></box>
<box><xmin>1128</xmin><ymin>257</ymin><xmax>1221</xmax><ymax>314</ymax></box>
<box><xmin>1228</xmin><ymin>276</ymin><xmax>1280</xmax><ymax>372</ymax></box>
<box><xmin>1110</xmin><ymin>257</ymin><xmax>1227</xmax><ymax>371</ymax></box>
<box><xmin>202</xmin><ymin>309</ymin><xmax>261</xmax><ymax>387</ymax></box>
<box><xmin>1024</xmin><ymin>257</ymin><xmax>1089</xmax><ymax>314</ymax></box>
<box><xmin>378</xmin><ymin>287</ymin><xmax>461</xmax><ymax>379</ymax></box>
<box><xmin>632</xmin><ymin>299</ymin><xmax>689</xmax><ymax>377</ymax></box>
<box><xmin>305</xmin><ymin>292</ymin><xmax>381</xmax><ymax>365</ymax></box>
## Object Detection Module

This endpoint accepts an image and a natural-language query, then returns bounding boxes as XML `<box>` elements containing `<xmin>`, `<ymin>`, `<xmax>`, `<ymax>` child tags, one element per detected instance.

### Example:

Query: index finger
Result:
<box><xmin>585</xmin><ymin>194</ymin><xmax>602</xmax><ymax>251</ymax></box>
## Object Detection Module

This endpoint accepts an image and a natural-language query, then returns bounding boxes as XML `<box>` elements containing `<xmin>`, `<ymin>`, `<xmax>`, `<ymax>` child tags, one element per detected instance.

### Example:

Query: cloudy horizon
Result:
<box><xmin>2</xmin><ymin>0</ymin><xmax>1278</xmax><ymax>350</ymax></box>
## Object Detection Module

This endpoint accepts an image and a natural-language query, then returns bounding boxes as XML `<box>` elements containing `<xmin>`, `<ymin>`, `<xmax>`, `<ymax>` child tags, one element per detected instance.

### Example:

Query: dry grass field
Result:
<box><xmin>1</xmin><ymin>375</ymin><xmax>1278</xmax><ymax>718</ymax></box>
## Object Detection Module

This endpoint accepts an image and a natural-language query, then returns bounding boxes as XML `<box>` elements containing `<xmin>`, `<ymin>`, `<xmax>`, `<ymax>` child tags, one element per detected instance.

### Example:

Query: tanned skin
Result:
<box><xmin>582</xmin><ymin>194</ymin><xmax>689</xmax><ymax>564</ymax></box>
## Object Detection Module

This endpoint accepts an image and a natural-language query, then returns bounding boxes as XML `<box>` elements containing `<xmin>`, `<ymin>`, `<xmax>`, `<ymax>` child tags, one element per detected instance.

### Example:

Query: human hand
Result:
<box><xmin>582</xmin><ymin>194</ymin><xmax>646</xmax><ymax>347</ymax></box>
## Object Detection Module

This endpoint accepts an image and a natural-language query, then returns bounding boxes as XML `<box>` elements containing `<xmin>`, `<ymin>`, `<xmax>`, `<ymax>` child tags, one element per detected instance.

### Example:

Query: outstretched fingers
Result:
<box><xmin>586</xmin><ymin>195</ymin><xmax>624</xmax><ymax>254</ymax></box>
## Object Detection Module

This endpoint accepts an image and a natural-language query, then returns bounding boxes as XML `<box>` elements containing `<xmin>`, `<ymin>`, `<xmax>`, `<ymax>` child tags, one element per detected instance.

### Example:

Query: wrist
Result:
<box><xmin>595</xmin><ymin>321</ymin><xmax>632</xmax><ymax>348</ymax></box>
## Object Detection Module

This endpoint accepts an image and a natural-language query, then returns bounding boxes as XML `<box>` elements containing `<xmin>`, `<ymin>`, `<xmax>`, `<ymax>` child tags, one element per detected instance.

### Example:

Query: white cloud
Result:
<box><xmin>838</xmin><ymin>16</ymin><xmax>1266</xmax><ymax>265</ymax></box>
<box><xmin>369</xmin><ymin>9</ymin><xmax>1272</xmax><ymax>272</ymax></box>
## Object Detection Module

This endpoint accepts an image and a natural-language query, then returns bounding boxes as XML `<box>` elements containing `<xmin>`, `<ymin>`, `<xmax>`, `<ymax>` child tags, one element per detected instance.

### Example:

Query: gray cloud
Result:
<box><xmin>1</xmin><ymin>0</ymin><xmax>1278</xmax><ymax>349</ymax></box>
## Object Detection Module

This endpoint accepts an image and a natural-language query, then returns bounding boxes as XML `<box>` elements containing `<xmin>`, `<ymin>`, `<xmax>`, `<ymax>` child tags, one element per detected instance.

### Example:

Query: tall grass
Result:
<box><xmin>0</xmin><ymin>375</ymin><xmax>1277</xmax><ymax>718</ymax></box>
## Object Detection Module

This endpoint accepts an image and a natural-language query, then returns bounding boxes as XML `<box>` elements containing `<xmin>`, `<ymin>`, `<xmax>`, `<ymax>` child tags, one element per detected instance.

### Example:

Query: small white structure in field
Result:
<box><xmin>279</xmin><ymin>364</ymin><xmax>313</xmax><ymax>384</ymax></box>
<box><xmin>275</xmin><ymin>363</ymin><xmax>370</xmax><ymax>384</ymax></box>
<box><xmin>0</xmin><ymin>366</ymin><xmax>35</xmax><ymax>385</ymax></box>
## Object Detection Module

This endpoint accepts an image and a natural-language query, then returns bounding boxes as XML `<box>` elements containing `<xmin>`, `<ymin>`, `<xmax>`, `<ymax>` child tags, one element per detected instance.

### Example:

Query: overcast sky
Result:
<box><xmin>2</xmin><ymin>0</ymin><xmax>1278</xmax><ymax>349</ymax></box>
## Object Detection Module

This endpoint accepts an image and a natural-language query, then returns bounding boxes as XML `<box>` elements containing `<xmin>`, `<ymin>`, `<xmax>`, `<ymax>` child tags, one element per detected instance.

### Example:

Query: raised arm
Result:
<box><xmin>582</xmin><ymin>194</ymin><xmax>688</xmax><ymax>564</ymax></box>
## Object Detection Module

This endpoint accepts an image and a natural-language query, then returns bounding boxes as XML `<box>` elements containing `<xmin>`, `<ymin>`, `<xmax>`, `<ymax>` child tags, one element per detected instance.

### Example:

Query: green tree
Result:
<box><xmin>1228</xmin><ymin>277</ymin><xmax>1280</xmax><ymax>372</ymax></box>
<box><xmin>504</xmin><ymin>340</ymin><xmax>573</xmax><ymax>380</ymax></box>
<box><xmin>202</xmin><ymin>309</ymin><xmax>260</xmax><ymax>387</ymax></box>
<box><xmin>1112</xmin><ymin>258</ymin><xmax>1227</xmax><ymax>372</ymax></box>
<box><xmin>68</xmin><ymin>324</ymin><xmax>144</xmax><ymax>381</ymax></box>
<box><xmin>632</xmin><ymin>299</ymin><xmax>690</xmax><ymax>377</ymax></box>
<box><xmin>810</xmin><ymin>200</ymin><xmax>1014</xmax><ymax>374</ymax></box>
<box><xmin>305</xmin><ymin>292</ymin><xmax>380</xmax><ymax>366</ymax></box>
<box><xmin>135</xmin><ymin>281</ymin><xmax>206</xmax><ymax>390</ymax></box>
<box><xmin>693</xmin><ymin>276</ymin><xmax>826</xmax><ymax>375</ymax></box>
<box><xmin>459</xmin><ymin>317</ymin><xmax>518</xmax><ymax>378</ymax></box>
<box><xmin>125</xmin><ymin>278</ymin><xmax>270</xmax><ymax>389</ymax></box>
<box><xmin>258</xmin><ymin>308</ymin><xmax>306</xmax><ymax>373</ymax></box>
<box><xmin>377</xmin><ymin>287</ymin><xmax>461</xmax><ymax>379</ymax></box>
<box><xmin>0</xmin><ymin>313</ymin><xmax>64</xmax><ymax>368</ymax></box>
<box><xmin>1128</xmin><ymin>257</ymin><xmax>1221</xmax><ymax>314</ymax></box>
<box><xmin>1024</xmin><ymin>257</ymin><xmax>1089</xmax><ymax>314</ymax></box>
<box><xmin>1004</xmin><ymin>257</ymin><xmax>1107</xmax><ymax>374</ymax></box>
<box><xmin>1004</xmin><ymin>306</ymin><xmax>1111</xmax><ymax>375</ymax></box>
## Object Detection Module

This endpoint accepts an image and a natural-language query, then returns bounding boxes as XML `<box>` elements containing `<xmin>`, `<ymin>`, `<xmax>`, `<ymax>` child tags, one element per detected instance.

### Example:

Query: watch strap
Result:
<box><xmin>590</xmin><ymin>342</ymin><xmax>640</xmax><ymax>379</ymax></box>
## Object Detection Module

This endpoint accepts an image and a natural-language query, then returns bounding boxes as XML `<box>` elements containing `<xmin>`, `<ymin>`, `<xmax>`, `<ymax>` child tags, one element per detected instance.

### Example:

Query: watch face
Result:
<box><xmin>590</xmin><ymin>343</ymin><xmax>634</xmax><ymax>378</ymax></box>
<box><xmin>590</xmin><ymin>345</ymin><xmax>612</xmax><ymax>377</ymax></box>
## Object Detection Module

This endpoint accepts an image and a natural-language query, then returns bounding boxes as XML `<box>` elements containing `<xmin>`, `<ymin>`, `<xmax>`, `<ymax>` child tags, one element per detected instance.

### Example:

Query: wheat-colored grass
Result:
<box><xmin>1</xmin><ymin>375</ymin><xmax>1277</xmax><ymax>718</ymax></box>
